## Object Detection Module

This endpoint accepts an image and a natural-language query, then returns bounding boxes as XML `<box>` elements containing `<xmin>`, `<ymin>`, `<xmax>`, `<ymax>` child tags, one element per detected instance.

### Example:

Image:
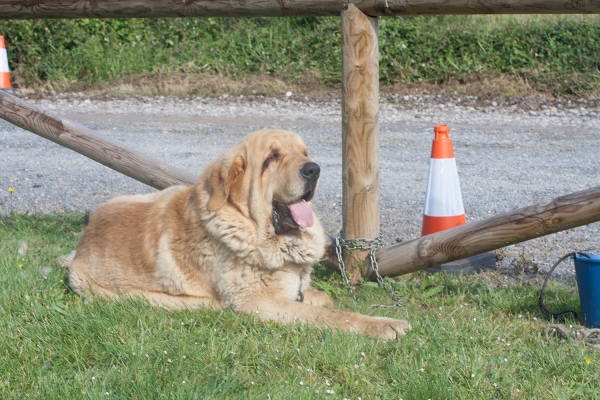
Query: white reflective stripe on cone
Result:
<box><xmin>0</xmin><ymin>49</ymin><xmax>9</xmax><ymax>72</ymax></box>
<box><xmin>423</xmin><ymin>158</ymin><xmax>465</xmax><ymax>217</ymax></box>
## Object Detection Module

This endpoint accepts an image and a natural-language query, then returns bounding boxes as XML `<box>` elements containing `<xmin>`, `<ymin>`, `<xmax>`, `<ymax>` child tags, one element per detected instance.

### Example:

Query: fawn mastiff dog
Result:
<box><xmin>68</xmin><ymin>129</ymin><xmax>410</xmax><ymax>340</ymax></box>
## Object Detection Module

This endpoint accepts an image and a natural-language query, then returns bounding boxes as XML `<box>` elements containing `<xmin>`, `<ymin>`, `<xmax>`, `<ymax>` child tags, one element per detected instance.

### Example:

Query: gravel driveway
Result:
<box><xmin>2</xmin><ymin>92</ymin><xmax>599</xmax><ymax>277</ymax></box>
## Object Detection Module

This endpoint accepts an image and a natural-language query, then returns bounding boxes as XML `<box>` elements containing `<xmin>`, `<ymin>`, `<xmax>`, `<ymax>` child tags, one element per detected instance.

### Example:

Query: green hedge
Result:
<box><xmin>0</xmin><ymin>16</ymin><xmax>598</xmax><ymax>94</ymax></box>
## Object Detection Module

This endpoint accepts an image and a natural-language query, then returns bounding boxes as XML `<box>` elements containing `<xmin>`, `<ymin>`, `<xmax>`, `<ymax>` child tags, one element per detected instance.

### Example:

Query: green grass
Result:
<box><xmin>1</xmin><ymin>213</ymin><xmax>599</xmax><ymax>399</ymax></box>
<box><xmin>1</xmin><ymin>14</ymin><xmax>600</xmax><ymax>96</ymax></box>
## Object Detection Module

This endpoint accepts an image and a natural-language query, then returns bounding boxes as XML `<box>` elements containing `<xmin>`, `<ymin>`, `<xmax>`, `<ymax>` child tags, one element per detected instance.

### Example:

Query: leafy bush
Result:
<box><xmin>1</xmin><ymin>15</ymin><xmax>598</xmax><ymax>94</ymax></box>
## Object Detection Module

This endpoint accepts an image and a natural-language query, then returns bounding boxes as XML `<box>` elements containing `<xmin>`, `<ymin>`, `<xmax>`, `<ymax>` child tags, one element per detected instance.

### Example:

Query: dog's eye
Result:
<box><xmin>262</xmin><ymin>152</ymin><xmax>280</xmax><ymax>171</ymax></box>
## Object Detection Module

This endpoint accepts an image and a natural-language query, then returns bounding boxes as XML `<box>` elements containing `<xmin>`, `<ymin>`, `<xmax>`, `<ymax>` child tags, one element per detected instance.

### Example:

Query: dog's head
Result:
<box><xmin>203</xmin><ymin>129</ymin><xmax>320</xmax><ymax>235</ymax></box>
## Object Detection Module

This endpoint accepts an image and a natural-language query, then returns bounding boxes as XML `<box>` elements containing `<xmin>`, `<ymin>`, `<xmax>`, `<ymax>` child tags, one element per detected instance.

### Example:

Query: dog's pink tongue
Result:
<box><xmin>289</xmin><ymin>200</ymin><xmax>314</xmax><ymax>228</ymax></box>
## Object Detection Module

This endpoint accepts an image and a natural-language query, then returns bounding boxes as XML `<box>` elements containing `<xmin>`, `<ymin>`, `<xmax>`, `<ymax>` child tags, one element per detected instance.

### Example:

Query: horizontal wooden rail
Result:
<box><xmin>325</xmin><ymin>186</ymin><xmax>600</xmax><ymax>278</ymax></box>
<box><xmin>0</xmin><ymin>90</ymin><xmax>197</xmax><ymax>190</ymax></box>
<box><xmin>0</xmin><ymin>0</ymin><xmax>598</xmax><ymax>19</ymax></box>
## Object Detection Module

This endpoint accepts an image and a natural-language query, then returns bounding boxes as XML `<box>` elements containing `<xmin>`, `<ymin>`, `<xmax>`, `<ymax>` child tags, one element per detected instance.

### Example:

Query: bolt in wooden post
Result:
<box><xmin>341</xmin><ymin>4</ymin><xmax>379</xmax><ymax>283</ymax></box>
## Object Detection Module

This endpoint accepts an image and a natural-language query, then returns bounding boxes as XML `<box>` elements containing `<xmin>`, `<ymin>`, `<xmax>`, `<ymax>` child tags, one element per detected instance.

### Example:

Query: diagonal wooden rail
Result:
<box><xmin>0</xmin><ymin>0</ymin><xmax>598</xmax><ymax>18</ymax></box>
<box><xmin>324</xmin><ymin>186</ymin><xmax>600</xmax><ymax>278</ymax></box>
<box><xmin>0</xmin><ymin>90</ymin><xmax>196</xmax><ymax>190</ymax></box>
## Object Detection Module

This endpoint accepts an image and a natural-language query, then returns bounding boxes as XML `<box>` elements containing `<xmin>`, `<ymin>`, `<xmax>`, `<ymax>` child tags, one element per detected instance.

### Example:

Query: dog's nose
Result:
<box><xmin>300</xmin><ymin>162</ymin><xmax>320</xmax><ymax>181</ymax></box>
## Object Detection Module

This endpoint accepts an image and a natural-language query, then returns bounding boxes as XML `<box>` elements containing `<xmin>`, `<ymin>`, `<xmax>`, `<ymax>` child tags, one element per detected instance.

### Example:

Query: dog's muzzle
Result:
<box><xmin>272</xmin><ymin>162</ymin><xmax>320</xmax><ymax>234</ymax></box>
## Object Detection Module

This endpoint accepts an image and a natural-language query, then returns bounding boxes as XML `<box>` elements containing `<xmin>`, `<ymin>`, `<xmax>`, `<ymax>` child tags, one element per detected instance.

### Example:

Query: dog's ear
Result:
<box><xmin>207</xmin><ymin>155</ymin><xmax>245</xmax><ymax>212</ymax></box>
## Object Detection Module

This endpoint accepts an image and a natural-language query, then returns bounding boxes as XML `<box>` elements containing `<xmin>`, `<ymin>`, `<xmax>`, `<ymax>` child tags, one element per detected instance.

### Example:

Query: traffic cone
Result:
<box><xmin>421</xmin><ymin>123</ymin><xmax>496</xmax><ymax>274</ymax></box>
<box><xmin>0</xmin><ymin>36</ymin><xmax>13</xmax><ymax>90</ymax></box>
<box><xmin>421</xmin><ymin>124</ymin><xmax>466</xmax><ymax>236</ymax></box>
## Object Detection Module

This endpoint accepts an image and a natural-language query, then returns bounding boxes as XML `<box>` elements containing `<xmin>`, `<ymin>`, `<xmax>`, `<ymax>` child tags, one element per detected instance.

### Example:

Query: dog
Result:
<box><xmin>67</xmin><ymin>129</ymin><xmax>410</xmax><ymax>340</ymax></box>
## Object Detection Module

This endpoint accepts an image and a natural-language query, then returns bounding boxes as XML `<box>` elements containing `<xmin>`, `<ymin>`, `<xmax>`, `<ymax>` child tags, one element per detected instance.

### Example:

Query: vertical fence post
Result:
<box><xmin>340</xmin><ymin>4</ymin><xmax>380</xmax><ymax>282</ymax></box>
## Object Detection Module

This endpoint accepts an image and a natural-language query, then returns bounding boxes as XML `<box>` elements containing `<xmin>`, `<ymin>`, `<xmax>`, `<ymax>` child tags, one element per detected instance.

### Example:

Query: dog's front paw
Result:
<box><xmin>365</xmin><ymin>316</ymin><xmax>411</xmax><ymax>340</ymax></box>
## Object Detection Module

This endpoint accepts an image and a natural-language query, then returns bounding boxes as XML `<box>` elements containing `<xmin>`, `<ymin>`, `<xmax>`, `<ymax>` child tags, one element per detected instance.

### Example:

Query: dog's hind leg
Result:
<box><xmin>131</xmin><ymin>290</ymin><xmax>223</xmax><ymax>311</ymax></box>
<box><xmin>67</xmin><ymin>262</ymin><xmax>121</xmax><ymax>300</ymax></box>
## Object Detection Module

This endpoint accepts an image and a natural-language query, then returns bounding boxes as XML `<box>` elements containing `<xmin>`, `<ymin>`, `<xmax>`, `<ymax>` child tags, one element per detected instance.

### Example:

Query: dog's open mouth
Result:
<box><xmin>273</xmin><ymin>191</ymin><xmax>314</xmax><ymax>234</ymax></box>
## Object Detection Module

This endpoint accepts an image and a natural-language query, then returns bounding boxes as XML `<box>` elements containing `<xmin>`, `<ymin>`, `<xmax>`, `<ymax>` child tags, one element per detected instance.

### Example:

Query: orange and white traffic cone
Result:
<box><xmin>421</xmin><ymin>123</ymin><xmax>466</xmax><ymax>236</ymax></box>
<box><xmin>422</xmin><ymin>123</ymin><xmax>497</xmax><ymax>274</ymax></box>
<box><xmin>0</xmin><ymin>36</ymin><xmax>13</xmax><ymax>90</ymax></box>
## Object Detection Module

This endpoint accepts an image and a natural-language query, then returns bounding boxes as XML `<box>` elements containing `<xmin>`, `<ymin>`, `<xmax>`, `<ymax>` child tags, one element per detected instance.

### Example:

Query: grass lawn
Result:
<box><xmin>0</xmin><ymin>213</ymin><xmax>598</xmax><ymax>399</ymax></box>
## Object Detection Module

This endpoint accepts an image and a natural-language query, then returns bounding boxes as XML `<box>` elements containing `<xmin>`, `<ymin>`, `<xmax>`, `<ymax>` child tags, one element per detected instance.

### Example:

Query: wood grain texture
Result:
<box><xmin>341</xmin><ymin>4</ymin><xmax>379</xmax><ymax>281</ymax></box>
<box><xmin>0</xmin><ymin>0</ymin><xmax>598</xmax><ymax>19</ymax></box>
<box><xmin>0</xmin><ymin>90</ymin><xmax>196</xmax><ymax>190</ymax></box>
<box><xmin>323</xmin><ymin>186</ymin><xmax>600</xmax><ymax>279</ymax></box>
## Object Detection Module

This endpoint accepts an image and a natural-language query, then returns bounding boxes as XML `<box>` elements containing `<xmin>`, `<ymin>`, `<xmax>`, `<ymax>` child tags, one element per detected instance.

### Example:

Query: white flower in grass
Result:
<box><xmin>299</xmin><ymin>381</ymin><xmax>304</xmax><ymax>386</ymax></box>
<box><xmin>471</xmin><ymin>374</ymin><xmax>475</xmax><ymax>378</ymax></box>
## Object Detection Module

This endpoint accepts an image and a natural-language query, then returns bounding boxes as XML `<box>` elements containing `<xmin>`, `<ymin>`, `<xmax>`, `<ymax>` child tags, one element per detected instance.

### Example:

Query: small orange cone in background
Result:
<box><xmin>421</xmin><ymin>123</ymin><xmax>466</xmax><ymax>236</ymax></box>
<box><xmin>0</xmin><ymin>36</ymin><xmax>13</xmax><ymax>90</ymax></box>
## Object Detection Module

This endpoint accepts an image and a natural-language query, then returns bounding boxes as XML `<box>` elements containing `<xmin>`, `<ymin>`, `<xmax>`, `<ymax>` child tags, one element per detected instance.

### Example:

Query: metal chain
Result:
<box><xmin>334</xmin><ymin>233</ymin><xmax>361</xmax><ymax>303</ymax></box>
<box><xmin>335</xmin><ymin>231</ymin><xmax>403</xmax><ymax>307</ymax></box>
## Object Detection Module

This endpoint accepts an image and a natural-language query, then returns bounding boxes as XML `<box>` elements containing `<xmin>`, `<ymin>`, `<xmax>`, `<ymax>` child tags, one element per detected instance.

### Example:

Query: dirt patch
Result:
<box><xmin>13</xmin><ymin>69</ymin><xmax>599</xmax><ymax>100</ymax></box>
<box><xmin>14</xmin><ymin>70</ymin><xmax>332</xmax><ymax>98</ymax></box>
<box><xmin>381</xmin><ymin>72</ymin><xmax>542</xmax><ymax>98</ymax></box>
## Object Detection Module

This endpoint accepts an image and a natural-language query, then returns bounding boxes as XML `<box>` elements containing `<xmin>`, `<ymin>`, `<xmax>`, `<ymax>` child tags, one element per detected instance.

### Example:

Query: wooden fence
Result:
<box><xmin>1</xmin><ymin>0</ymin><xmax>599</xmax><ymax>18</ymax></box>
<box><xmin>1</xmin><ymin>0</ymin><xmax>599</xmax><ymax>281</ymax></box>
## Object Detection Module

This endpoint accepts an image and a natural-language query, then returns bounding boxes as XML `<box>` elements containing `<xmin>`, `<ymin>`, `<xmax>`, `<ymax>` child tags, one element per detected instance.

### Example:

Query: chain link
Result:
<box><xmin>334</xmin><ymin>231</ymin><xmax>403</xmax><ymax>307</ymax></box>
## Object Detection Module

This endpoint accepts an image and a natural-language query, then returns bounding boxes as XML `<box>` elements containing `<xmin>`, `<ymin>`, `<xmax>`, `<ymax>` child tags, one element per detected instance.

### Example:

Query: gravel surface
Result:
<box><xmin>2</xmin><ymin>92</ymin><xmax>600</xmax><ymax>278</ymax></box>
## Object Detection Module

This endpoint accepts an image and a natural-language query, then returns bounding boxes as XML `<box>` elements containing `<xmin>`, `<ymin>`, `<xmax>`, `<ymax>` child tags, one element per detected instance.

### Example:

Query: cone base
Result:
<box><xmin>0</xmin><ymin>72</ymin><xmax>12</xmax><ymax>89</ymax></box>
<box><xmin>425</xmin><ymin>251</ymin><xmax>497</xmax><ymax>275</ymax></box>
<box><xmin>421</xmin><ymin>214</ymin><xmax>466</xmax><ymax>236</ymax></box>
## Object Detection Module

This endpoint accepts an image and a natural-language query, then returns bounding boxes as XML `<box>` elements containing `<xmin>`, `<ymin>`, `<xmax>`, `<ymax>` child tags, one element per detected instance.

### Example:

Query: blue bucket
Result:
<box><xmin>573</xmin><ymin>253</ymin><xmax>600</xmax><ymax>328</ymax></box>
